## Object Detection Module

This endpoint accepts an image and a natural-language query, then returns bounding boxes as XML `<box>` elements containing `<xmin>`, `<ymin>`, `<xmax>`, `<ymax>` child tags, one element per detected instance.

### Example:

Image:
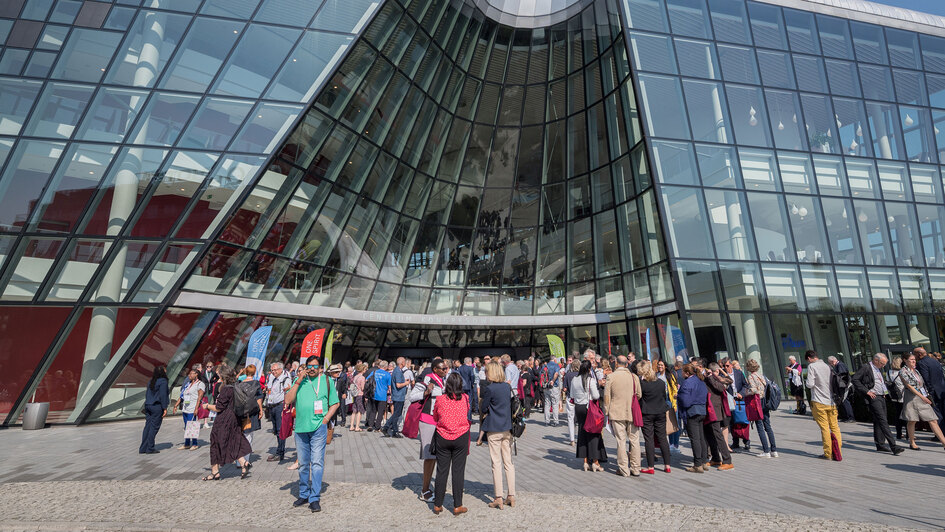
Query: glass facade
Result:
<box><xmin>3</xmin><ymin>0</ymin><xmax>945</xmax><ymax>424</ymax></box>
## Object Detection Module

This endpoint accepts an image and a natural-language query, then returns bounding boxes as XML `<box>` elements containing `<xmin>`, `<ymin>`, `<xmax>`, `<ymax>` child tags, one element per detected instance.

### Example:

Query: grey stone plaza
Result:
<box><xmin>0</xmin><ymin>410</ymin><xmax>943</xmax><ymax>531</ymax></box>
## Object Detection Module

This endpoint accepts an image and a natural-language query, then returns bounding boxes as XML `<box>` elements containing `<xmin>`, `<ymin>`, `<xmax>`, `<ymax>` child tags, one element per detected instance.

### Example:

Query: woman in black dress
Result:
<box><xmin>202</xmin><ymin>366</ymin><xmax>252</xmax><ymax>480</ymax></box>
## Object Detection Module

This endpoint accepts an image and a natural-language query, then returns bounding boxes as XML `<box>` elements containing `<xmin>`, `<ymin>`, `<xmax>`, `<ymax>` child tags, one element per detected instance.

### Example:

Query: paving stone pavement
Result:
<box><xmin>0</xmin><ymin>410</ymin><xmax>943</xmax><ymax>530</ymax></box>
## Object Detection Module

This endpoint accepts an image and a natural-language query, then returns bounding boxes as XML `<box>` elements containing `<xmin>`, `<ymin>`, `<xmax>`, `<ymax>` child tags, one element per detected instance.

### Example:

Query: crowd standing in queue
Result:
<box><xmin>136</xmin><ymin>345</ymin><xmax>945</xmax><ymax>514</ymax></box>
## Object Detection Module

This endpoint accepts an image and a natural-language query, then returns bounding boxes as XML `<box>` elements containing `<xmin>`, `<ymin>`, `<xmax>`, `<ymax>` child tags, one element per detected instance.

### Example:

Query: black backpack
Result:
<box><xmin>363</xmin><ymin>370</ymin><xmax>376</xmax><ymax>398</ymax></box>
<box><xmin>233</xmin><ymin>380</ymin><xmax>260</xmax><ymax>418</ymax></box>
<box><xmin>764</xmin><ymin>379</ymin><xmax>782</xmax><ymax>411</ymax></box>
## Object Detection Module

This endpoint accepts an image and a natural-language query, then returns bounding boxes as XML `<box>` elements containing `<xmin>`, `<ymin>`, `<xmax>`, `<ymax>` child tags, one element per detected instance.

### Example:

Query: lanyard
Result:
<box><xmin>310</xmin><ymin>375</ymin><xmax>323</xmax><ymax>396</ymax></box>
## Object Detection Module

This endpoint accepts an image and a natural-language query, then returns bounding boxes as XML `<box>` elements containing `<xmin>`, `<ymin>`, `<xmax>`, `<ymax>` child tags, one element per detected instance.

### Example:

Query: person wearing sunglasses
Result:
<box><xmin>285</xmin><ymin>359</ymin><xmax>339</xmax><ymax>513</ymax></box>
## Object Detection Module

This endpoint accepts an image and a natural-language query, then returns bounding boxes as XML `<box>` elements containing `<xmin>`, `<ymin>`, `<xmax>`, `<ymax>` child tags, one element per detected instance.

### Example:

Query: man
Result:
<box><xmin>721</xmin><ymin>357</ymin><xmax>750</xmax><ymax>452</ymax></box>
<box><xmin>805</xmin><ymin>350</ymin><xmax>841</xmax><ymax>460</ymax></box>
<box><xmin>288</xmin><ymin>360</ymin><xmax>300</xmax><ymax>380</ymax></box>
<box><xmin>265</xmin><ymin>362</ymin><xmax>292</xmax><ymax>462</ymax></box>
<box><xmin>382</xmin><ymin>357</ymin><xmax>409</xmax><ymax>438</ymax></box>
<box><xmin>369</xmin><ymin>360</ymin><xmax>392</xmax><ymax>432</ymax></box>
<box><xmin>915</xmin><ymin>347</ymin><xmax>945</xmax><ymax>433</ymax></box>
<box><xmin>852</xmin><ymin>353</ymin><xmax>903</xmax><ymax>455</ymax></box>
<box><xmin>828</xmin><ymin>356</ymin><xmax>855</xmax><ymax>422</ymax></box>
<box><xmin>502</xmin><ymin>354</ymin><xmax>520</xmax><ymax>396</ymax></box>
<box><xmin>542</xmin><ymin>356</ymin><xmax>561</xmax><ymax>426</ymax></box>
<box><xmin>363</xmin><ymin>361</ymin><xmax>379</xmax><ymax>430</ymax></box>
<box><xmin>333</xmin><ymin>363</ymin><xmax>349</xmax><ymax>426</ymax></box>
<box><xmin>286</xmin><ymin>357</ymin><xmax>339</xmax><ymax>512</ymax></box>
<box><xmin>456</xmin><ymin>357</ymin><xmax>478</xmax><ymax>420</ymax></box>
<box><xmin>478</xmin><ymin>355</ymin><xmax>491</xmax><ymax>382</ymax></box>
<box><xmin>603</xmin><ymin>355</ymin><xmax>642</xmax><ymax>477</ymax></box>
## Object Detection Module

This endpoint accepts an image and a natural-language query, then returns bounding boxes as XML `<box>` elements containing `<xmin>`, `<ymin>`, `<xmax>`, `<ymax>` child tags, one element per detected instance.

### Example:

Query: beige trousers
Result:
<box><xmin>612</xmin><ymin>420</ymin><xmax>641</xmax><ymax>475</ymax></box>
<box><xmin>487</xmin><ymin>431</ymin><xmax>515</xmax><ymax>497</ymax></box>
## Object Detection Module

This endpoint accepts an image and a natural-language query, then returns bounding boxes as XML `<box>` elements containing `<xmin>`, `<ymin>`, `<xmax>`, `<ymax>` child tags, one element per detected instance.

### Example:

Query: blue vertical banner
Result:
<box><xmin>246</xmin><ymin>326</ymin><xmax>272</xmax><ymax>381</ymax></box>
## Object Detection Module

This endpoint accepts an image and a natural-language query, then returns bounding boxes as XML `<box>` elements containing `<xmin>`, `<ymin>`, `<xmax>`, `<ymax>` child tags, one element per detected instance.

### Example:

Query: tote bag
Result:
<box><xmin>745</xmin><ymin>394</ymin><xmax>764</xmax><ymax>422</ymax></box>
<box><xmin>631</xmin><ymin>394</ymin><xmax>644</xmax><ymax>428</ymax></box>
<box><xmin>183</xmin><ymin>420</ymin><xmax>201</xmax><ymax>440</ymax></box>
<box><xmin>583</xmin><ymin>399</ymin><xmax>606</xmax><ymax>433</ymax></box>
<box><xmin>402</xmin><ymin>399</ymin><xmax>424</xmax><ymax>439</ymax></box>
<box><xmin>732</xmin><ymin>399</ymin><xmax>749</xmax><ymax>425</ymax></box>
<box><xmin>279</xmin><ymin>407</ymin><xmax>295</xmax><ymax>440</ymax></box>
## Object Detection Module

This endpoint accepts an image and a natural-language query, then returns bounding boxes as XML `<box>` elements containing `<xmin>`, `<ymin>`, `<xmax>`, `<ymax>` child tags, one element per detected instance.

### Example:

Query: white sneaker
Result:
<box><xmin>757</xmin><ymin>452</ymin><xmax>770</xmax><ymax>458</ymax></box>
<box><xmin>771</xmin><ymin>451</ymin><xmax>779</xmax><ymax>457</ymax></box>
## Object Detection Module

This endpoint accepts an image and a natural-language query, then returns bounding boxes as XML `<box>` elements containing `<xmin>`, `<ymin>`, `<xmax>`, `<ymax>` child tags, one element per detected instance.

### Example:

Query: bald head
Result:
<box><xmin>914</xmin><ymin>347</ymin><xmax>927</xmax><ymax>358</ymax></box>
<box><xmin>616</xmin><ymin>355</ymin><xmax>629</xmax><ymax>367</ymax></box>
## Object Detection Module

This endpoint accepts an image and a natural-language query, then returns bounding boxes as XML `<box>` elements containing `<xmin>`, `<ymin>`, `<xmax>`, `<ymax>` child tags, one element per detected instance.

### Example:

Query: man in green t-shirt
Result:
<box><xmin>286</xmin><ymin>358</ymin><xmax>339</xmax><ymax>513</ymax></box>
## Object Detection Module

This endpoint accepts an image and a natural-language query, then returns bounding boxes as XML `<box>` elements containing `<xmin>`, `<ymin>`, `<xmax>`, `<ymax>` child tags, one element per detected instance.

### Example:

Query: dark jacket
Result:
<box><xmin>480</xmin><ymin>381</ymin><xmax>512</xmax><ymax>433</ymax></box>
<box><xmin>639</xmin><ymin>379</ymin><xmax>669</xmax><ymax>415</ymax></box>
<box><xmin>917</xmin><ymin>356</ymin><xmax>945</xmax><ymax>396</ymax></box>
<box><xmin>677</xmin><ymin>375</ymin><xmax>708</xmax><ymax>418</ymax></box>
<box><xmin>851</xmin><ymin>363</ymin><xmax>880</xmax><ymax>399</ymax></box>
<box><xmin>727</xmin><ymin>370</ymin><xmax>749</xmax><ymax>397</ymax></box>
<box><xmin>145</xmin><ymin>377</ymin><xmax>169</xmax><ymax>410</ymax></box>
<box><xmin>456</xmin><ymin>364</ymin><xmax>476</xmax><ymax>393</ymax></box>
<box><xmin>706</xmin><ymin>373</ymin><xmax>733</xmax><ymax>420</ymax></box>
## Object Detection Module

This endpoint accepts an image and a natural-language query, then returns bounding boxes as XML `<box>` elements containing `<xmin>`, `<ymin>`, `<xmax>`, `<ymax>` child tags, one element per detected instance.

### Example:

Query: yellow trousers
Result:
<box><xmin>811</xmin><ymin>401</ymin><xmax>841</xmax><ymax>458</ymax></box>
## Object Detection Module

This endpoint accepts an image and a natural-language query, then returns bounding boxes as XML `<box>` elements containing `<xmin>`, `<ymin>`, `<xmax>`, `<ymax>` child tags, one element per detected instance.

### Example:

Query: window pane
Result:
<box><xmin>637</xmin><ymin>74</ymin><xmax>689</xmax><ymax>140</ymax></box>
<box><xmin>0</xmin><ymin>140</ymin><xmax>63</xmax><ymax>231</ymax></box>
<box><xmin>851</xmin><ymin>21</ymin><xmax>887</xmax><ymax>64</ymax></box>
<box><xmin>0</xmin><ymin>307</ymin><xmax>72</xmax><ymax>417</ymax></box>
<box><xmin>833</xmin><ymin>97</ymin><xmax>872</xmax><ymax>157</ymax></box>
<box><xmin>786</xmin><ymin>194</ymin><xmax>830</xmax><ymax>263</ymax></box>
<box><xmin>886</xmin><ymin>28</ymin><xmax>921</xmax><ymax>70</ymax></box>
<box><xmin>747</xmin><ymin>192</ymin><xmax>791</xmax><ymax>262</ymax></box>
<box><xmin>762</xmin><ymin>264</ymin><xmax>804</xmax><ymax>310</ymax></box>
<box><xmin>80</xmin><ymin>147</ymin><xmax>169</xmax><ymax>236</ymax></box>
<box><xmin>29</xmin><ymin>143</ymin><xmax>117</xmax><ymax>234</ymax></box>
<box><xmin>757</xmin><ymin>50</ymin><xmax>795</xmax><ymax>89</ymax></box>
<box><xmin>230</xmin><ymin>102</ymin><xmax>304</xmax><ymax>154</ymax></box>
<box><xmin>719</xmin><ymin>262</ymin><xmax>764</xmax><ymax>311</ymax></box>
<box><xmin>2</xmin><ymin>238</ymin><xmax>64</xmax><ymax>300</ymax></box>
<box><xmin>696</xmin><ymin>144</ymin><xmax>742</xmax><ymax>188</ymax></box>
<box><xmin>267</xmin><ymin>31</ymin><xmax>352</xmax><ymax>103</ymax></box>
<box><xmin>726</xmin><ymin>84</ymin><xmax>771</xmax><ymax>148</ymax></box>
<box><xmin>0</xmin><ymin>78</ymin><xmax>41</xmax><ymax>135</ymax></box>
<box><xmin>800</xmin><ymin>265</ymin><xmax>839</xmax><ymax>311</ymax></box>
<box><xmin>886</xmin><ymin>201</ymin><xmax>922</xmax><ymax>267</ymax></box>
<box><xmin>821</xmin><ymin>197</ymin><xmax>863</xmax><ymax>264</ymax></box>
<box><xmin>52</xmin><ymin>28</ymin><xmax>122</xmax><ymax>83</ymax></box>
<box><xmin>179</xmin><ymin>98</ymin><xmax>253</xmax><ymax>151</ymax></box>
<box><xmin>705</xmin><ymin>189</ymin><xmax>755</xmax><ymax>260</ymax></box>
<box><xmin>677</xmin><ymin>260</ymin><xmax>723</xmax><ymax>311</ymax></box>
<box><xmin>45</xmin><ymin>240</ymin><xmax>108</xmax><ymax>301</ymax></box>
<box><xmin>159</xmin><ymin>18</ymin><xmax>242</xmax><ymax>93</ymax></box>
<box><xmin>105</xmin><ymin>12</ymin><xmax>190</xmax><ymax>88</ymax></box>
<box><xmin>854</xmin><ymin>199</ymin><xmax>893</xmax><ymax>266</ymax></box>
<box><xmin>76</xmin><ymin>88</ymin><xmax>148</xmax><ymax>143</ymax></box>
<box><xmin>683</xmin><ymin>80</ymin><xmax>731</xmax><ymax>143</ymax></box>
<box><xmin>213</xmin><ymin>25</ymin><xmax>301</xmax><ymax>98</ymax></box>
<box><xmin>661</xmin><ymin>186</ymin><xmax>714</xmax><ymax>258</ymax></box>
<box><xmin>629</xmin><ymin>32</ymin><xmax>676</xmax><ymax>74</ymax></box>
<box><xmin>717</xmin><ymin>44</ymin><xmax>758</xmax><ymax>84</ymax></box>
<box><xmin>817</xmin><ymin>15</ymin><xmax>853</xmax><ymax>59</ymax></box>
<box><xmin>129</xmin><ymin>92</ymin><xmax>200</xmax><ymax>146</ymax></box>
<box><xmin>784</xmin><ymin>9</ymin><xmax>820</xmax><ymax>54</ymax></box>
<box><xmin>651</xmin><ymin>140</ymin><xmax>698</xmax><ymax>185</ymax></box>
<box><xmin>868</xmin><ymin>268</ymin><xmax>902</xmax><ymax>312</ymax></box>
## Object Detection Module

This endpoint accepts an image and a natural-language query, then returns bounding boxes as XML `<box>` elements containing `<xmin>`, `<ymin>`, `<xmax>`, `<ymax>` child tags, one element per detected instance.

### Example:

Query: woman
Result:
<box><xmin>785</xmin><ymin>356</ymin><xmax>805</xmax><ymax>415</ymax></box>
<box><xmin>407</xmin><ymin>358</ymin><xmax>448</xmax><ymax>504</ymax></box>
<box><xmin>898</xmin><ymin>352</ymin><xmax>945</xmax><ymax>450</ymax></box>
<box><xmin>201</xmin><ymin>366</ymin><xmax>252</xmax><ymax>480</ymax></box>
<box><xmin>432</xmin><ymin>372</ymin><xmax>471</xmax><ymax>516</ymax></box>
<box><xmin>172</xmin><ymin>368</ymin><xmax>205</xmax><ymax>450</ymax></box>
<box><xmin>571</xmin><ymin>360</ymin><xmax>607</xmax><ymax>472</ymax></box>
<box><xmin>562</xmin><ymin>360</ymin><xmax>580</xmax><ymax>446</ymax></box>
<box><xmin>637</xmin><ymin>361</ymin><xmax>671</xmax><ymax>474</ymax></box>
<box><xmin>480</xmin><ymin>362</ymin><xmax>515</xmax><ymax>509</ymax></box>
<box><xmin>655</xmin><ymin>359</ymin><xmax>681</xmax><ymax>453</ymax></box>
<box><xmin>704</xmin><ymin>362</ymin><xmax>733</xmax><ymax>470</ymax></box>
<box><xmin>476</xmin><ymin>361</ymin><xmax>496</xmax><ymax>446</ymax></box>
<box><xmin>676</xmin><ymin>363</ymin><xmax>708</xmax><ymax>473</ymax></box>
<box><xmin>139</xmin><ymin>366</ymin><xmax>168</xmax><ymax>454</ymax></box>
<box><xmin>745</xmin><ymin>359</ymin><xmax>778</xmax><ymax>458</ymax></box>
<box><xmin>888</xmin><ymin>356</ymin><xmax>905</xmax><ymax>440</ymax></box>
<box><xmin>237</xmin><ymin>365</ymin><xmax>264</xmax><ymax>463</ymax></box>
<box><xmin>348</xmin><ymin>363</ymin><xmax>366</xmax><ymax>432</ymax></box>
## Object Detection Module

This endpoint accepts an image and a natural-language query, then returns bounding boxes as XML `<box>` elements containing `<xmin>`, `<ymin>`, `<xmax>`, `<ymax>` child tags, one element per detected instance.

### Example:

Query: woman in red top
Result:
<box><xmin>432</xmin><ymin>372</ymin><xmax>471</xmax><ymax>516</ymax></box>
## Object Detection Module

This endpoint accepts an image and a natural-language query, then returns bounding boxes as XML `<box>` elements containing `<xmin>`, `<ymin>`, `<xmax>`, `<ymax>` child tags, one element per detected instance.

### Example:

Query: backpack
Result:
<box><xmin>830</xmin><ymin>369</ymin><xmax>850</xmax><ymax>405</ymax></box>
<box><xmin>764</xmin><ymin>379</ymin><xmax>781</xmax><ymax>412</ymax></box>
<box><xmin>233</xmin><ymin>380</ymin><xmax>260</xmax><ymax>418</ymax></box>
<box><xmin>510</xmin><ymin>392</ymin><xmax>526</xmax><ymax>438</ymax></box>
<box><xmin>363</xmin><ymin>370</ymin><xmax>376</xmax><ymax>398</ymax></box>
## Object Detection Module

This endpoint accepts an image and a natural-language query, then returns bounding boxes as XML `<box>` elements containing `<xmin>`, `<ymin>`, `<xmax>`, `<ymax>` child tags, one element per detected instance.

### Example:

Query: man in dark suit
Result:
<box><xmin>915</xmin><ymin>347</ymin><xmax>945</xmax><ymax>433</ymax></box>
<box><xmin>828</xmin><ymin>356</ymin><xmax>855</xmax><ymax>422</ymax></box>
<box><xmin>852</xmin><ymin>353</ymin><xmax>903</xmax><ymax>455</ymax></box>
<box><xmin>721</xmin><ymin>358</ymin><xmax>750</xmax><ymax>451</ymax></box>
<box><xmin>457</xmin><ymin>357</ymin><xmax>478</xmax><ymax>420</ymax></box>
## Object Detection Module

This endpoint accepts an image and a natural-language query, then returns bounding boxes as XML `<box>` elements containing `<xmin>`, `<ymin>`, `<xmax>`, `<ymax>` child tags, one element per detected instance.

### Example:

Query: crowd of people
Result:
<box><xmin>136</xmin><ymin>345</ymin><xmax>945</xmax><ymax>515</ymax></box>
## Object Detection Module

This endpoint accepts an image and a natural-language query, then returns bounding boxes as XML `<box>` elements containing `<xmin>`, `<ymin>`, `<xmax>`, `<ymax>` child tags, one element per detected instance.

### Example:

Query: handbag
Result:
<box><xmin>631</xmin><ymin>394</ymin><xmax>644</xmax><ymax>428</ymax></box>
<box><xmin>745</xmin><ymin>394</ymin><xmax>764</xmax><ymax>422</ymax></box>
<box><xmin>665</xmin><ymin>409</ymin><xmax>679</xmax><ymax>434</ymax></box>
<box><xmin>831</xmin><ymin>433</ymin><xmax>842</xmax><ymax>461</ymax></box>
<box><xmin>732</xmin><ymin>399</ymin><xmax>749</xmax><ymax>425</ymax></box>
<box><xmin>240</xmin><ymin>416</ymin><xmax>251</xmax><ymax>431</ymax></box>
<box><xmin>326</xmin><ymin>422</ymin><xmax>334</xmax><ymax>445</ymax></box>
<box><xmin>429</xmin><ymin>431</ymin><xmax>439</xmax><ymax>456</ymax></box>
<box><xmin>402</xmin><ymin>400</ymin><xmax>424</xmax><ymax>439</ymax></box>
<box><xmin>704</xmin><ymin>392</ymin><xmax>718</xmax><ymax>424</ymax></box>
<box><xmin>184</xmin><ymin>420</ymin><xmax>201</xmax><ymax>439</ymax></box>
<box><xmin>583</xmin><ymin>399</ymin><xmax>606</xmax><ymax>433</ymax></box>
<box><xmin>196</xmin><ymin>397</ymin><xmax>210</xmax><ymax>420</ymax></box>
<box><xmin>279</xmin><ymin>406</ymin><xmax>295</xmax><ymax>440</ymax></box>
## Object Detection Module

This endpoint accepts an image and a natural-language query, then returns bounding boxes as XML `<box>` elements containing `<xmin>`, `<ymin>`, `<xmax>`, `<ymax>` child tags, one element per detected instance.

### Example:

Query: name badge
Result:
<box><xmin>313</xmin><ymin>400</ymin><xmax>324</xmax><ymax>415</ymax></box>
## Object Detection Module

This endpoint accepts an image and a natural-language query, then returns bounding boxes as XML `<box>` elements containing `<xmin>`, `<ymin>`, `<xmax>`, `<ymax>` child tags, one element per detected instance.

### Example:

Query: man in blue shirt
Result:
<box><xmin>382</xmin><ymin>357</ymin><xmax>409</xmax><ymax>438</ymax></box>
<box><xmin>369</xmin><ymin>360</ymin><xmax>392</xmax><ymax>431</ymax></box>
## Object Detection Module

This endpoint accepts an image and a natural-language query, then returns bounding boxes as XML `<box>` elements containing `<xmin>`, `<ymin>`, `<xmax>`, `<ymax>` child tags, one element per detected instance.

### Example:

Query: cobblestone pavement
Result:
<box><xmin>1</xmin><ymin>409</ymin><xmax>943</xmax><ymax>530</ymax></box>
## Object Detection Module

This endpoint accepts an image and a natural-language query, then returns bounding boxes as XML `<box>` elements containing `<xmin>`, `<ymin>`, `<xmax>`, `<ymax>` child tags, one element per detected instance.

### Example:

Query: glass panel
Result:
<box><xmin>853</xmin><ymin>199</ymin><xmax>893</xmax><ymax>266</ymax></box>
<box><xmin>865</xmin><ymin>101</ymin><xmax>904</xmax><ymax>160</ymax></box>
<box><xmin>129</xmin><ymin>151</ymin><xmax>218</xmax><ymax>238</ymax></box>
<box><xmin>651</xmin><ymin>140</ymin><xmax>699</xmax><ymax>184</ymax></box>
<box><xmin>770</xmin><ymin>312</ymin><xmax>813</xmax><ymax>362</ymax></box>
<box><xmin>783</xmin><ymin>9</ymin><xmax>820</xmax><ymax>54</ymax></box>
<box><xmin>76</xmin><ymin>88</ymin><xmax>148</xmax><ymax>143</ymax></box>
<box><xmin>704</xmin><ymin>189</ymin><xmax>755</xmax><ymax>261</ymax></box>
<box><xmin>230</xmin><ymin>102</ymin><xmax>304</xmax><ymax>153</ymax></box>
<box><xmin>159</xmin><ymin>17</ymin><xmax>242</xmax><ymax>93</ymax></box>
<box><xmin>717</xmin><ymin>44</ymin><xmax>759</xmax><ymax>84</ymax></box>
<box><xmin>900</xmin><ymin>106</ymin><xmax>935</xmax><ymax>164</ymax></box>
<box><xmin>23</xmin><ymin>82</ymin><xmax>94</xmax><ymax>139</ymax></box>
<box><xmin>675</xmin><ymin>38</ymin><xmax>719</xmax><ymax>79</ymax></box>
<box><xmin>835</xmin><ymin>267</ymin><xmax>871</xmax><ymax>311</ymax></box>
<box><xmin>833</xmin><ymin>97</ymin><xmax>872</xmax><ymax>157</ymax></box>
<box><xmin>825</xmin><ymin>59</ymin><xmax>861</xmax><ymax>97</ymax></box>
<box><xmin>748</xmin><ymin>2</ymin><xmax>788</xmax><ymax>51</ymax></box>
<box><xmin>785</xmin><ymin>194</ymin><xmax>830</xmax><ymax>263</ymax></box>
<box><xmin>629</xmin><ymin>32</ymin><xmax>676</xmax><ymax>74</ymax></box>
<box><xmin>175</xmin><ymin>155</ymin><xmax>263</xmax><ymax>239</ymax></box>
<box><xmin>885</xmin><ymin>201</ymin><xmax>922</xmax><ymax>267</ymax></box>
<box><xmin>696</xmin><ymin>144</ymin><xmax>742</xmax><ymax>188</ymax></box>
<box><xmin>917</xmin><ymin>204</ymin><xmax>945</xmax><ymax>268</ymax></box>
<box><xmin>0</xmin><ymin>140</ymin><xmax>64</xmax><ymax>231</ymax></box>
<box><xmin>909</xmin><ymin>164</ymin><xmax>942</xmax><ymax>203</ymax></box>
<box><xmin>793</xmin><ymin>55</ymin><xmax>828</xmax><ymax>93</ymax></box>
<box><xmin>52</xmin><ymin>28</ymin><xmax>122</xmax><ymax>83</ymax></box>
<box><xmin>799</xmin><ymin>265</ymin><xmax>839</xmax><ymax>311</ymax></box>
<box><xmin>777</xmin><ymin>153</ymin><xmax>815</xmax><ymax>194</ymax></box>
<box><xmin>810</xmin><ymin>314</ymin><xmax>849</xmax><ymax>363</ymax></box>
<box><xmin>212</xmin><ymin>25</ymin><xmax>301</xmax><ymax>98</ymax></box>
<box><xmin>683</xmin><ymin>80</ymin><xmax>731</xmax><ymax>143</ymax></box>
<box><xmin>268</xmin><ymin>31</ymin><xmax>352</xmax><ymax>103</ymax></box>
<box><xmin>666</xmin><ymin>0</ymin><xmax>709</xmax><ymax>39</ymax></box>
<box><xmin>726</xmin><ymin>84</ymin><xmax>771</xmax><ymax>148</ymax></box>
<box><xmin>821</xmin><ymin>197</ymin><xmax>863</xmax><ymax>264</ymax></box>
<box><xmin>817</xmin><ymin>15</ymin><xmax>853</xmax><ymax>59</ymax></box>
<box><xmin>660</xmin><ymin>186</ymin><xmax>714</xmax><ymax>259</ymax></box>
<box><xmin>757</xmin><ymin>50</ymin><xmax>795</xmax><ymax>89</ymax></box>
<box><xmin>677</xmin><ymin>260</ymin><xmax>723</xmax><ymax>311</ymax></box>
<box><xmin>868</xmin><ymin>268</ymin><xmax>901</xmax><ymax>312</ymax></box>
<box><xmin>747</xmin><ymin>192</ymin><xmax>791</xmax><ymax>261</ymax></box>
<box><xmin>859</xmin><ymin>64</ymin><xmax>894</xmax><ymax>101</ymax></box>
<box><xmin>0</xmin><ymin>307</ymin><xmax>72</xmax><ymax>417</ymax></box>
<box><xmin>812</xmin><ymin>155</ymin><xmax>848</xmax><ymax>196</ymax></box>
<box><xmin>130</xmin><ymin>242</ymin><xmax>200</xmax><ymax>303</ymax></box>
<box><xmin>178</xmin><ymin>98</ymin><xmax>253</xmax><ymax>151</ymax></box>
<box><xmin>886</xmin><ymin>28</ymin><xmax>921</xmax><ymax>70</ymax></box>
<box><xmin>105</xmin><ymin>12</ymin><xmax>190</xmax><ymax>88</ymax></box>
<box><xmin>29</xmin><ymin>143</ymin><xmax>117</xmax><ymax>234</ymax></box>
<box><xmin>0</xmin><ymin>78</ymin><xmax>42</xmax><ymax>135</ymax></box>
<box><xmin>44</xmin><ymin>239</ymin><xmax>106</xmax><ymax>301</ymax></box>
<box><xmin>637</xmin><ymin>74</ymin><xmax>689</xmax><ymax>140</ymax></box>
<box><xmin>899</xmin><ymin>270</ymin><xmax>930</xmax><ymax>312</ymax></box>
<box><xmin>846</xmin><ymin>158</ymin><xmax>879</xmax><ymax>198</ymax></box>
<box><xmin>851</xmin><ymin>21</ymin><xmax>887</xmax><ymax>64</ymax></box>
<box><xmin>129</xmin><ymin>92</ymin><xmax>201</xmax><ymax>146</ymax></box>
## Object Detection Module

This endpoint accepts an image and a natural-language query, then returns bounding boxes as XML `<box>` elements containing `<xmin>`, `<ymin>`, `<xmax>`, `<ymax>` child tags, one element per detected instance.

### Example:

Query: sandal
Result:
<box><xmin>201</xmin><ymin>472</ymin><xmax>221</xmax><ymax>481</ymax></box>
<box><xmin>287</xmin><ymin>462</ymin><xmax>300</xmax><ymax>470</ymax></box>
<box><xmin>176</xmin><ymin>445</ymin><xmax>188</xmax><ymax>450</ymax></box>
